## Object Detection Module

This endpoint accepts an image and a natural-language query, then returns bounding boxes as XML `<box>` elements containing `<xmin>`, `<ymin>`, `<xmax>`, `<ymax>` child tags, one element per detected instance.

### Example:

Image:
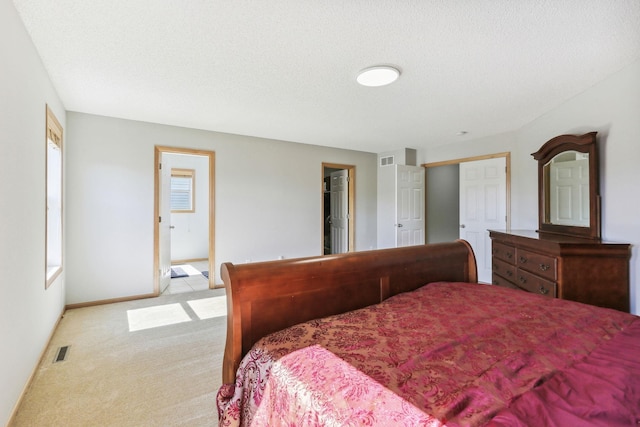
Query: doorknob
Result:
<box><xmin>395</xmin><ymin>224</ymin><xmax>403</xmax><ymax>228</ymax></box>
<box><xmin>460</xmin><ymin>224</ymin><xmax>466</xmax><ymax>228</ymax></box>
<box><xmin>170</xmin><ymin>226</ymin><xmax>175</xmax><ymax>229</ymax></box>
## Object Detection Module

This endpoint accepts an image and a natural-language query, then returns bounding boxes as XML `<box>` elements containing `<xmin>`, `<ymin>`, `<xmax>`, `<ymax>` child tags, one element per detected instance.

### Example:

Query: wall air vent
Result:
<box><xmin>379</xmin><ymin>155</ymin><xmax>394</xmax><ymax>166</ymax></box>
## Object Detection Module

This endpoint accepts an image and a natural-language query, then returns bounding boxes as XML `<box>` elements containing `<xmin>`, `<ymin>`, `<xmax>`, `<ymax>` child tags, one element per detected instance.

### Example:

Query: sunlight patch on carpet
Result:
<box><xmin>187</xmin><ymin>296</ymin><xmax>227</xmax><ymax>320</ymax></box>
<box><xmin>127</xmin><ymin>303</ymin><xmax>192</xmax><ymax>332</ymax></box>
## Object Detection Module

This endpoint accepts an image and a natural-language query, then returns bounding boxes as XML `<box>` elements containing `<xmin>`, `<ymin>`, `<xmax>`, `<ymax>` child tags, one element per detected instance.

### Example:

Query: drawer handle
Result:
<box><xmin>506</xmin><ymin>270</ymin><xmax>513</xmax><ymax>277</ymax></box>
<box><xmin>539</xmin><ymin>263</ymin><xmax>550</xmax><ymax>272</ymax></box>
<box><xmin>539</xmin><ymin>285</ymin><xmax>549</xmax><ymax>295</ymax></box>
<box><xmin>518</xmin><ymin>276</ymin><xmax>527</xmax><ymax>284</ymax></box>
<box><xmin>506</xmin><ymin>252</ymin><xmax>513</xmax><ymax>259</ymax></box>
<box><xmin>519</xmin><ymin>256</ymin><xmax>527</xmax><ymax>264</ymax></box>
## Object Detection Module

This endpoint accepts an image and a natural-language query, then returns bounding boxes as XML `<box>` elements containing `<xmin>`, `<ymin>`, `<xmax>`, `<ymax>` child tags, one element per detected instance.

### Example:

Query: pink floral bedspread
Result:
<box><xmin>217</xmin><ymin>282</ymin><xmax>640</xmax><ymax>426</ymax></box>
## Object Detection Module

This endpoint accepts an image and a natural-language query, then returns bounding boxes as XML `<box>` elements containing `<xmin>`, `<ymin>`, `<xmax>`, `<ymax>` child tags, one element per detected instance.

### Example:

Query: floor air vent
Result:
<box><xmin>54</xmin><ymin>345</ymin><xmax>70</xmax><ymax>363</ymax></box>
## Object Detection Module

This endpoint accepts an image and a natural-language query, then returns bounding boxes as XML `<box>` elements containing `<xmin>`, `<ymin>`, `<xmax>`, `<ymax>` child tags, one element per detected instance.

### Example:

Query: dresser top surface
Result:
<box><xmin>489</xmin><ymin>229</ymin><xmax>630</xmax><ymax>247</ymax></box>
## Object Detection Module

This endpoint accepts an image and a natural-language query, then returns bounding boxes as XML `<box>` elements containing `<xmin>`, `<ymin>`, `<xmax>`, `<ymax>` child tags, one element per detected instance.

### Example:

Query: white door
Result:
<box><xmin>396</xmin><ymin>165</ymin><xmax>425</xmax><ymax>247</ymax></box>
<box><xmin>549</xmin><ymin>158</ymin><xmax>589</xmax><ymax>226</ymax></box>
<box><xmin>330</xmin><ymin>169</ymin><xmax>348</xmax><ymax>254</ymax></box>
<box><xmin>159</xmin><ymin>153</ymin><xmax>172</xmax><ymax>293</ymax></box>
<box><xmin>459</xmin><ymin>158</ymin><xmax>506</xmax><ymax>283</ymax></box>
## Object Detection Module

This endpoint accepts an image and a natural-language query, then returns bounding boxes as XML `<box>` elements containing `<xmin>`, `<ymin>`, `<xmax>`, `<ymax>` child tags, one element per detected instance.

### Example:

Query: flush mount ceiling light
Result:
<box><xmin>356</xmin><ymin>66</ymin><xmax>400</xmax><ymax>87</ymax></box>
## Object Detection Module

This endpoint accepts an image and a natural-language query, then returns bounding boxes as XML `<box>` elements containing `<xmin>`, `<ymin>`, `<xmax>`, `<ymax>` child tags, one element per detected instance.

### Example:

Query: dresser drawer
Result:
<box><xmin>492</xmin><ymin>273</ymin><xmax>520</xmax><ymax>290</ymax></box>
<box><xmin>515</xmin><ymin>248</ymin><xmax>557</xmax><ymax>281</ymax></box>
<box><xmin>492</xmin><ymin>241</ymin><xmax>515</xmax><ymax>264</ymax></box>
<box><xmin>492</xmin><ymin>258</ymin><xmax>516</xmax><ymax>281</ymax></box>
<box><xmin>515</xmin><ymin>269</ymin><xmax>557</xmax><ymax>297</ymax></box>
<box><xmin>490</xmin><ymin>229</ymin><xmax>630</xmax><ymax>311</ymax></box>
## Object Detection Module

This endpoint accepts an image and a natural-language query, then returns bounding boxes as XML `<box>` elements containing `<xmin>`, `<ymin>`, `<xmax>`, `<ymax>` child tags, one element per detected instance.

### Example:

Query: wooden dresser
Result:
<box><xmin>489</xmin><ymin>230</ymin><xmax>630</xmax><ymax>312</ymax></box>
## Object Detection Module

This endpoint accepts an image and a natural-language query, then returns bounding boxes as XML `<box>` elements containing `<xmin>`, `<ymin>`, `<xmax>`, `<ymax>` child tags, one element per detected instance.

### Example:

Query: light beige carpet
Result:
<box><xmin>11</xmin><ymin>288</ymin><xmax>226</xmax><ymax>427</ymax></box>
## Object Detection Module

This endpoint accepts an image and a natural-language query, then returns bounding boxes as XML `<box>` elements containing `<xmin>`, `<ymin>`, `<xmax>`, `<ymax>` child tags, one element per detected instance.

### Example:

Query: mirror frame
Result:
<box><xmin>531</xmin><ymin>132</ymin><xmax>600</xmax><ymax>240</ymax></box>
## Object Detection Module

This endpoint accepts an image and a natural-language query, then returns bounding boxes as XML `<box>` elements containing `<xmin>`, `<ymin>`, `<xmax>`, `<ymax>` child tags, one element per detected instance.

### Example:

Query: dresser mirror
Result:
<box><xmin>531</xmin><ymin>132</ymin><xmax>601</xmax><ymax>240</ymax></box>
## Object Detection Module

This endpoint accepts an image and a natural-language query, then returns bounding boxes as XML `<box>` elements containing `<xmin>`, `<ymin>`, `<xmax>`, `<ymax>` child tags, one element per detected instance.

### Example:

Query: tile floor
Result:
<box><xmin>162</xmin><ymin>260</ymin><xmax>211</xmax><ymax>295</ymax></box>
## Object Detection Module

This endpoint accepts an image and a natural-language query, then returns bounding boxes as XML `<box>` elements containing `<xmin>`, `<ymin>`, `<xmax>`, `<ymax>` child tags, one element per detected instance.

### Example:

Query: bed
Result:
<box><xmin>216</xmin><ymin>241</ymin><xmax>640</xmax><ymax>426</ymax></box>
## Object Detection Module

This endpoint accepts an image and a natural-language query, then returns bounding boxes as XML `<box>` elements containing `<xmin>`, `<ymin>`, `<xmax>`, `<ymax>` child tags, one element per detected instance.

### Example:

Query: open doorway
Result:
<box><xmin>154</xmin><ymin>146</ymin><xmax>215</xmax><ymax>295</ymax></box>
<box><xmin>322</xmin><ymin>163</ymin><xmax>355</xmax><ymax>255</ymax></box>
<box><xmin>423</xmin><ymin>152</ymin><xmax>510</xmax><ymax>283</ymax></box>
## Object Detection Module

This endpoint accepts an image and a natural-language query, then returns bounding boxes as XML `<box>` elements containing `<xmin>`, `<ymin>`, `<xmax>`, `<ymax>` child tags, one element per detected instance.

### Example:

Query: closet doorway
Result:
<box><xmin>322</xmin><ymin>163</ymin><xmax>355</xmax><ymax>255</ymax></box>
<box><xmin>154</xmin><ymin>146</ymin><xmax>215</xmax><ymax>295</ymax></box>
<box><xmin>424</xmin><ymin>153</ymin><xmax>510</xmax><ymax>283</ymax></box>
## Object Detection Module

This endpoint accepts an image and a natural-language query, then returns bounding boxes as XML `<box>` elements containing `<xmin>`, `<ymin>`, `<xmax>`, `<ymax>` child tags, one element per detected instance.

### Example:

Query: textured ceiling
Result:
<box><xmin>12</xmin><ymin>0</ymin><xmax>640</xmax><ymax>153</ymax></box>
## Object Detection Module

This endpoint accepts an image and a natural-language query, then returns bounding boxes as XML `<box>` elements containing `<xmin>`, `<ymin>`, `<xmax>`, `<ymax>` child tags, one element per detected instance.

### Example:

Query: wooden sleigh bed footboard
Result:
<box><xmin>220</xmin><ymin>240</ymin><xmax>477</xmax><ymax>384</ymax></box>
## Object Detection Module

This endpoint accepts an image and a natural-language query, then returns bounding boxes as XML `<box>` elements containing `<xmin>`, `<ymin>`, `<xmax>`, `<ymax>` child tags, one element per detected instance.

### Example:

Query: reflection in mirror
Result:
<box><xmin>532</xmin><ymin>132</ymin><xmax>600</xmax><ymax>240</ymax></box>
<box><xmin>543</xmin><ymin>151</ymin><xmax>589</xmax><ymax>227</ymax></box>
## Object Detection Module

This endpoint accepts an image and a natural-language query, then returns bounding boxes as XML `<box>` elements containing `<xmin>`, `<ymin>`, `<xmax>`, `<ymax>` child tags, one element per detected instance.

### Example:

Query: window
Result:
<box><xmin>170</xmin><ymin>169</ymin><xmax>195</xmax><ymax>212</ymax></box>
<box><xmin>46</xmin><ymin>106</ymin><xmax>63</xmax><ymax>288</ymax></box>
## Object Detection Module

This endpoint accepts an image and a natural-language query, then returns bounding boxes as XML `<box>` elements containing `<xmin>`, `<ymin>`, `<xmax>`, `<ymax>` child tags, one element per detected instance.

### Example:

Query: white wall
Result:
<box><xmin>421</xmin><ymin>59</ymin><xmax>640</xmax><ymax>315</ymax></box>
<box><xmin>0</xmin><ymin>1</ymin><xmax>67</xmax><ymax>425</ymax></box>
<box><xmin>420</xmin><ymin>131</ymin><xmax>517</xmax><ymax>165</ymax></box>
<box><xmin>166</xmin><ymin>153</ymin><xmax>210</xmax><ymax>261</ymax></box>
<box><xmin>65</xmin><ymin>112</ymin><xmax>378</xmax><ymax>304</ymax></box>
<box><xmin>516</xmin><ymin>59</ymin><xmax>640</xmax><ymax>315</ymax></box>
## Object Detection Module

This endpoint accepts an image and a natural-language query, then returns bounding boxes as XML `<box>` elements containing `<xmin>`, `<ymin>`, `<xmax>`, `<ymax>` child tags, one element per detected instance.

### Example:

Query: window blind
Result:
<box><xmin>170</xmin><ymin>170</ymin><xmax>194</xmax><ymax>211</ymax></box>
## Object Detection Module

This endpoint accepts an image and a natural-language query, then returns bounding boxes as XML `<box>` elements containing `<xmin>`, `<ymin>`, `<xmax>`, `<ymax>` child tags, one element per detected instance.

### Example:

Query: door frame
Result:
<box><xmin>422</xmin><ymin>152</ymin><xmax>511</xmax><ymax>239</ymax></box>
<box><xmin>321</xmin><ymin>163</ymin><xmax>355</xmax><ymax>254</ymax></box>
<box><xmin>154</xmin><ymin>146</ymin><xmax>216</xmax><ymax>295</ymax></box>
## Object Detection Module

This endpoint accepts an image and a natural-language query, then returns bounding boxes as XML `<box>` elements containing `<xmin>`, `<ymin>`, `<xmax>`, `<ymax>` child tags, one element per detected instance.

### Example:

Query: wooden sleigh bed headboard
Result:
<box><xmin>220</xmin><ymin>240</ymin><xmax>477</xmax><ymax>384</ymax></box>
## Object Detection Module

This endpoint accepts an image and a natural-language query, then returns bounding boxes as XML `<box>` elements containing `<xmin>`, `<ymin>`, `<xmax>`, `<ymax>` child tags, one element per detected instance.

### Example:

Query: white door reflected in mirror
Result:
<box><xmin>544</xmin><ymin>151</ymin><xmax>589</xmax><ymax>228</ymax></box>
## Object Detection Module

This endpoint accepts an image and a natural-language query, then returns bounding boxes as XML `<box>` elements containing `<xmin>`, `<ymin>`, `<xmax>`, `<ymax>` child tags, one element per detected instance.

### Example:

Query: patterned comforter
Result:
<box><xmin>217</xmin><ymin>282</ymin><xmax>640</xmax><ymax>426</ymax></box>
